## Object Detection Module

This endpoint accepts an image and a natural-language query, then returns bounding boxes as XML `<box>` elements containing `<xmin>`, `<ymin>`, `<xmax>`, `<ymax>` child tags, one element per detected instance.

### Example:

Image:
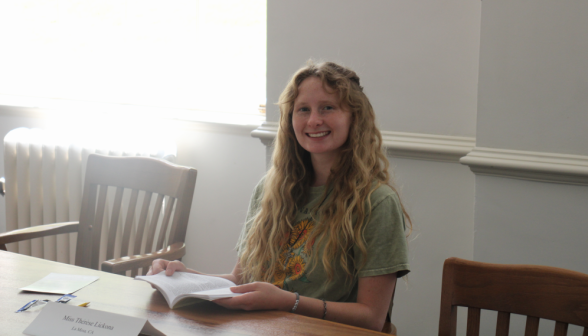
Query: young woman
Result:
<box><xmin>148</xmin><ymin>61</ymin><xmax>410</xmax><ymax>332</ymax></box>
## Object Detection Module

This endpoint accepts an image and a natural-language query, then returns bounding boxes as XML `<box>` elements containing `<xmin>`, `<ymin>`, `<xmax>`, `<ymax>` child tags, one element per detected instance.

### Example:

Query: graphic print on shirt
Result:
<box><xmin>272</xmin><ymin>218</ymin><xmax>315</xmax><ymax>290</ymax></box>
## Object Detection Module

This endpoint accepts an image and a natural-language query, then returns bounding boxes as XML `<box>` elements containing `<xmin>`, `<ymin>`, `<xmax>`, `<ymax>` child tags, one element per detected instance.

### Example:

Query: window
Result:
<box><xmin>0</xmin><ymin>0</ymin><xmax>266</xmax><ymax>125</ymax></box>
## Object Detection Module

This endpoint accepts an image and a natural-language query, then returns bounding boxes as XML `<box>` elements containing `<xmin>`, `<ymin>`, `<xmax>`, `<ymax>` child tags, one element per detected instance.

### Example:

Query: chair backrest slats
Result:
<box><xmin>130</xmin><ymin>266</ymin><xmax>139</xmax><ymax>278</ymax></box>
<box><xmin>156</xmin><ymin>196</ymin><xmax>176</xmax><ymax>251</ymax></box>
<box><xmin>76</xmin><ymin>183</ymin><xmax>98</xmax><ymax>268</ymax></box>
<box><xmin>525</xmin><ymin>316</ymin><xmax>540</xmax><ymax>336</ymax></box>
<box><xmin>554</xmin><ymin>322</ymin><xmax>568</xmax><ymax>336</ymax></box>
<box><xmin>105</xmin><ymin>187</ymin><xmax>125</xmax><ymax>260</ymax></box>
<box><xmin>145</xmin><ymin>193</ymin><xmax>164</xmax><ymax>253</ymax></box>
<box><xmin>74</xmin><ymin>154</ymin><xmax>196</xmax><ymax>276</ymax></box>
<box><xmin>466</xmin><ymin>307</ymin><xmax>481</xmax><ymax>336</ymax></box>
<box><xmin>120</xmin><ymin>189</ymin><xmax>139</xmax><ymax>257</ymax></box>
<box><xmin>133</xmin><ymin>191</ymin><xmax>153</xmax><ymax>256</ymax></box>
<box><xmin>168</xmin><ymin>205</ymin><xmax>182</xmax><ymax>248</ymax></box>
<box><xmin>90</xmin><ymin>185</ymin><xmax>109</xmax><ymax>270</ymax></box>
<box><xmin>169</xmin><ymin>178</ymin><xmax>197</xmax><ymax>245</ymax></box>
<box><xmin>496</xmin><ymin>311</ymin><xmax>511</xmax><ymax>336</ymax></box>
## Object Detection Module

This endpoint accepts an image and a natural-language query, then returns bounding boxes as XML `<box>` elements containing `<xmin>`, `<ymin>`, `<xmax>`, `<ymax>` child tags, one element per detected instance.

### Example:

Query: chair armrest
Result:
<box><xmin>0</xmin><ymin>222</ymin><xmax>80</xmax><ymax>251</ymax></box>
<box><xmin>101</xmin><ymin>242</ymin><xmax>186</xmax><ymax>274</ymax></box>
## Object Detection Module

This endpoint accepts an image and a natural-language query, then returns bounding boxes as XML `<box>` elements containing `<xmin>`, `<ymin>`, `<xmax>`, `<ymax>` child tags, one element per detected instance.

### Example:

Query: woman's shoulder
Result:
<box><xmin>244</xmin><ymin>175</ymin><xmax>269</xmax><ymax>224</ymax></box>
<box><xmin>254</xmin><ymin>174</ymin><xmax>267</xmax><ymax>190</ymax></box>
<box><xmin>368</xmin><ymin>182</ymin><xmax>401</xmax><ymax>208</ymax></box>
<box><xmin>250</xmin><ymin>174</ymin><xmax>268</xmax><ymax>201</ymax></box>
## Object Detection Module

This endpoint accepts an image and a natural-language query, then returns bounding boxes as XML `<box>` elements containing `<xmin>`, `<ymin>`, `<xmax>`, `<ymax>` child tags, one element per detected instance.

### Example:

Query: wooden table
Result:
<box><xmin>1</xmin><ymin>250</ymin><xmax>385</xmax><ymax>335</ymax></box>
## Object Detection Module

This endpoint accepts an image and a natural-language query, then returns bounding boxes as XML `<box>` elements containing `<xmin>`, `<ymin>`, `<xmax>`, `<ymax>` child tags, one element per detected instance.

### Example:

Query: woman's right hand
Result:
<box><xmin>147</xmin><ymin>259</ymin><xmax>188</xmax><ymax>276</ymax></box>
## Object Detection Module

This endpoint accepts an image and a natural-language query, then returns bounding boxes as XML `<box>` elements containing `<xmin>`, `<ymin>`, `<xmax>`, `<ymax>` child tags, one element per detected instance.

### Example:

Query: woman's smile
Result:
<box><xmin>307</xmin><ymin>131</ymin><xmax>331</xmax><ymax>138</ymax></box>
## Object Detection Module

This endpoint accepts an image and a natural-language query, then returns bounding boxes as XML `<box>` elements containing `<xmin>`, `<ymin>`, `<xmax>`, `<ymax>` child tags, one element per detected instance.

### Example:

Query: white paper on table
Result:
<box><xmin>23</xmin><ymin>301</ymin><xmax>165</xmax><ymax>336</ymax></box>
<box><xmin>20</xmin><ymin>273</ymin><xmax>99</xmax><ymax>294</ymax></box>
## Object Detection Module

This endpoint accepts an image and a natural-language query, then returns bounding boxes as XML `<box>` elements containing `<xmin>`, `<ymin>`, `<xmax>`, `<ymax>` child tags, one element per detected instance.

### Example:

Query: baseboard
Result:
<box><xmin>251</xmin><ymin>122</ymin><xmax>475</xmax><ymax>163</ymax></box>
<box><xmin>460</xmin><ymin>147</ymin><xmax>588</xmax><ymax>186</ymax></box>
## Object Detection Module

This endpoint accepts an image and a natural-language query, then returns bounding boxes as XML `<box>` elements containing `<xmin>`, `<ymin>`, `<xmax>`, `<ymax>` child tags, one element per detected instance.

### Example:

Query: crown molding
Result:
<box><xmin>381</xmin><ymin>131</ymin><xmax>475</xmax><ymax>162</ymax></box>
<box><xmin>460</xmin><ymin>147</ymin><xmax>588</xmax><ymax>185</ymax></box>
<box><xmin>251</xmin><ymin>122</ymin><xmax>476</xmax><ymax>163</ymax></box>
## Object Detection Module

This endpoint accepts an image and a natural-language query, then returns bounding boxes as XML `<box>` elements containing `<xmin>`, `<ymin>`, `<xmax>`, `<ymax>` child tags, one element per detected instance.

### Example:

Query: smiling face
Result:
<box><xmin>291</xmin><ymin>77</ymin><xmax>352</xmax><ymax>166</ymax></box>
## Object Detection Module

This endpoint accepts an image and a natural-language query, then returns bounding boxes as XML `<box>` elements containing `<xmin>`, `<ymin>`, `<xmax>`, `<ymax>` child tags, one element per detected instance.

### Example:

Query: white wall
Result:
<box><xmin>267</xmin><ymin>0</ymin><xmax>480</xmax><ymax>137</ymax></box>
<box><xmin>172</xmin><ymin>123</ymin><xmax>266</xmax><ymax>273</ymax></box>
<box><xmin>0</xmin><ymin>112</ymin><xmax>267</xmax><ymax>275</ymax></box>
<box><xmin>476</xmin><ymin>0</ymin><xmax>588</xmax><ymax>156</ymax></box>
<box><xmin>266</xmin><ymin>1</ymin><xmax>480</xmax><ymax>334</ymax></box>
<box><xmin>471</xmin><ymin>2</ymin><xmax>588</xmax><ymax>335</ymax></box>
<box><xmin>391</xmin><ymin>158</ymin><xmax>474</xmax><ymax>335</ymax></box>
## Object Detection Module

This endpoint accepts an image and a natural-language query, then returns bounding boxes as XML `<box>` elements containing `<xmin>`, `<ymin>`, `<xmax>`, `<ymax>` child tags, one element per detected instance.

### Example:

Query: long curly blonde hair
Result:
<box><xmin>239</xmin><ymin>61</ymin><xmax>411</xmax><ymax>283</ymax></box>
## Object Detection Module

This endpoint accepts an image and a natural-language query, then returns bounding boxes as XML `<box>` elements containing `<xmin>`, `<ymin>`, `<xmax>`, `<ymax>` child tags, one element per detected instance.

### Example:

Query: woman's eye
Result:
<box><xmin>297</xmin><ymin>107</ymin><xmax>310</xmax><ymax>113</ymax></box>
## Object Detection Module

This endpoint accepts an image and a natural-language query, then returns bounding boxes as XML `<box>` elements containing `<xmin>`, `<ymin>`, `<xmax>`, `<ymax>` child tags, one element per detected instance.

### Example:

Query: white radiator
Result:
<box><xmin>3</xmin><ymin>127</ymin><xmax>177</xmax><ymax>265</ymax></box>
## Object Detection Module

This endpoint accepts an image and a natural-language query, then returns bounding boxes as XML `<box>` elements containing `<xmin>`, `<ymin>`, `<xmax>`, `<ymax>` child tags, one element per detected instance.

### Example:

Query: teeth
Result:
<box><xmin>308</xmin><ymin>131</ymin><xmax>329</xmax><ymax>138</ymax></box>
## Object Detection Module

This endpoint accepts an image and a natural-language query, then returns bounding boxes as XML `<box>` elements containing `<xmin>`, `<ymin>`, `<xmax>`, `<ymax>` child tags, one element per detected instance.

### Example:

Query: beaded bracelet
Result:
<box><xmin>291</xmin><ymin>292</ymin><xmax>300</xmax><ymax>313</ymax></box>
<box><xmin>321</xmin><ymin>299</ymin><xmax>327</xmax><ymax>319</ymax></box>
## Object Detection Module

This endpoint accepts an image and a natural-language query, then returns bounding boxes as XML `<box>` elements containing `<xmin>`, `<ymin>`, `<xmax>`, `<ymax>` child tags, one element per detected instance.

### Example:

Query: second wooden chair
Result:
<box><xmin>0</xmin><ymin>154</ymin><xmax>197</xmax><ymax>276</ymax></box>
<box><xmin>439</xmin><ymin>257</ymin><xmax>588</xmax><ymax>336</ymax></box>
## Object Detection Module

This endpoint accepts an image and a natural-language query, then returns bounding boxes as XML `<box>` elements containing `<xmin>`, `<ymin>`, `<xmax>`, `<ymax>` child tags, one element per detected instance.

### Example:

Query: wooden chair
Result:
<box><xmin>0</xmin><ymin>154</ymin><xmax>197</xmax><ymax>276</ymax></box>
<box><xmin>439</xmin><ymin>257</ymin><xmax>588</xmax><ymax>336</ymax></box>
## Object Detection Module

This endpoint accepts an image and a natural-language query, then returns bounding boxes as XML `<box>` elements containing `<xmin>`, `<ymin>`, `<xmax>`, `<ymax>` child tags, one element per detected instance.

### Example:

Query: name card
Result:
<box><xmin>23</xmin><ymin>302</ymin><xmax>165</xmax><ymax>336</ymax></box>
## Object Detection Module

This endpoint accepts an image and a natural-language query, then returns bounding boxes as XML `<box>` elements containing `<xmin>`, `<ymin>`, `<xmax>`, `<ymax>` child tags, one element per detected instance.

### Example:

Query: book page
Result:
<box><xmin>193</xmin><ymin>287</ymin><xmax>242</xmax><ymax>300</ymax></box>
<box><xmin>136</xmin><ymin>272</ymin><xmax>236</xmax><ymax>305</ymax></box>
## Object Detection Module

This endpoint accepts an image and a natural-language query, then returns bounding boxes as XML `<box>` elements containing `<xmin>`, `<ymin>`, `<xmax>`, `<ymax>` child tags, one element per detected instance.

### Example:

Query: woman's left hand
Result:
<box><xmin>213</xmin><ymin>282</ymin><xmax>296</xmax><ymax>312</ymax></box>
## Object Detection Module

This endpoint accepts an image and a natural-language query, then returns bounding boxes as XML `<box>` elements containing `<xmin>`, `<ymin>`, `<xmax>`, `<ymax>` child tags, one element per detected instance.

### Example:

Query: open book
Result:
<box><xmin>135</xmin><ymin>272</ymin><xmax>243</xmax><ymax>309</ymax></box>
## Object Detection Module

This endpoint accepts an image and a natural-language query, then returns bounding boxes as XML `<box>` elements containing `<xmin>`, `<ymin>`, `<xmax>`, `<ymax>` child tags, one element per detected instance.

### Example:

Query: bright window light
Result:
<box><xmin>0</xmin><ymin>0</ymin><xmax>266</xmax><ymax>125</ymax></box>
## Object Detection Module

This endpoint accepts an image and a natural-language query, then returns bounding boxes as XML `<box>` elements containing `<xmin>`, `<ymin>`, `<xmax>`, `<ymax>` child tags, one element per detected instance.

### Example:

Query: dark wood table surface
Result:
<box><xmin>1</xmin><ymin>250</ymin><xmax>385</xmax><ymax>335</ymax></box>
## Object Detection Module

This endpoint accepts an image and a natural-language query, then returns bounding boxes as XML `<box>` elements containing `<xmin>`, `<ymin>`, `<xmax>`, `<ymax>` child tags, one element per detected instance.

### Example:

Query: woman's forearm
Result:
<box><xmin>213</xmin><ymin>278</ymin><xmax>391</xmax><ymax>332</ymax></box>
<box><xmin>289</xmin><ymin>274</ymin><xmax>397</xmax><ymax>331</ymax></box>
<box><xmin>292</xmin><ymin>296</ymin><xmax>386</xmax><ymax>331</ymax></box>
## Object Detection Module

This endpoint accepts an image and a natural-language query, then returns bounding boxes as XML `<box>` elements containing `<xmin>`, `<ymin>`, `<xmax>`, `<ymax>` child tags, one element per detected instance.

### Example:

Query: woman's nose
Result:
<box><xmin>307</xmin><ymin>110</ymin><xmax>323</xmax><ymax>127</ymax></box>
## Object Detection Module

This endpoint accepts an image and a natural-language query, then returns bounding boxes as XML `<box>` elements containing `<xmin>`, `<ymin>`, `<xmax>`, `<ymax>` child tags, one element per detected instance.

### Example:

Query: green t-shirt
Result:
<box><xmin>237</xmin><ymin>178</ymin><xmax>410</xmax><ymax>304</ymax></box>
